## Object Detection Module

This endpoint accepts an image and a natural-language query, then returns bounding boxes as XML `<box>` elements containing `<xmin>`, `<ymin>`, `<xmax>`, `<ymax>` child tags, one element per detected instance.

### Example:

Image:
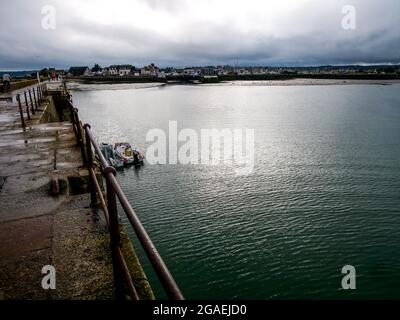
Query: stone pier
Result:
<box><xmin>0</xmin><ymin>84</ymin><xmax>153</xmax><ymax>300</ymax></box>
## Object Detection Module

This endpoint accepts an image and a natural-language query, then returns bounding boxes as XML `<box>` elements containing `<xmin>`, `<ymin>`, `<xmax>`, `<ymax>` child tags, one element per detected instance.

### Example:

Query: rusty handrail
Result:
<box><xmin>15</xmin><ymin>82</ymin><xmax>47</xmax><ymax>130</ymax></box>
<box><xmin>12</xmin><ymin>80</ymin><xmax>183</xmax><ymax>299</ymax></box>
<box><xmin>83</xmin><ymin>124</ymin><xmax>184</xmax><ymax>300</ymax></box>
<box><xmin>108</xmin><ymin>173</ymin><xmax>184</xmax><ymax>300</ymax></box>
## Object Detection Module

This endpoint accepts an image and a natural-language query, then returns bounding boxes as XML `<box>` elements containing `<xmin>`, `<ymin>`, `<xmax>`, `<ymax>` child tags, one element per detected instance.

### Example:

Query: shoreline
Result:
<box><xmin>221</xmin><ymin>78</ymin><xmax>400</xmax><ymax>86</ymax></box>
<box><xmin>67</xmin><ymin>78</ymin><xmax>400</xmax><ymax>89</ymax></box>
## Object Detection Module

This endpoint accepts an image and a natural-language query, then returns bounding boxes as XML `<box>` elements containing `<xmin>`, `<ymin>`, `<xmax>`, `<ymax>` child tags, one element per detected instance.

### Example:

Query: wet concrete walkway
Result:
<box><xmin>0</xmin><ymin>87</ymin><xmax>114</xmax><ymax>299</ymax></box>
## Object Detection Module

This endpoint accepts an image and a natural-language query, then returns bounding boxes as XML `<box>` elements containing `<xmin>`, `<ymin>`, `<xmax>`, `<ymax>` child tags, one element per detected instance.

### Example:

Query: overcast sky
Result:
<box><xmin>0</xmin><ymin>0</ymin><xmax>399</xmax><ymax>70</ymax></box>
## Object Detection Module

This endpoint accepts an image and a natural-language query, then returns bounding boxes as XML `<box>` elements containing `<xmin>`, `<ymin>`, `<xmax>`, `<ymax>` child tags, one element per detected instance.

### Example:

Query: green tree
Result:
<box><xmin>92</xmin><ymin>64</ymin><xmax>101</xmax><ymax>72</ymax></box>
<box><xmin>39</xmin><ymin>68</ymin><xmax>49</xmax><ymax>77</ymax></box>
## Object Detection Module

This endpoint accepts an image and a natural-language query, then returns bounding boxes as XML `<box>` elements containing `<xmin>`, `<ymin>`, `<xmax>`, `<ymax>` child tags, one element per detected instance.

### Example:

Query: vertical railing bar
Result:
<box><xmin>38</xmin><ymin>85</ymin><xmax>42</xmax><ymax>102</ymax></box>
<box><xmin>110</xmin><ymin>175</ymin><xmax>184</xmax><ymax>300</ymax></box>
<box><xmin>33</xmin><ymin>87</ymin><xmax>38</xmax><ymax>110</ymax></box>
<box><xmin>83</xmin><ymin>124</ymin><xmax>98</xmax><ymax>207</ymax></box>
<box><xmin>16</xmin><ymin>94</ymin><xmax>26</xmax><ymax>130</ymax></box>
<box><xmin>105</xmin><ymin>167</ymin><xmax>125</xmax><ymax>299</ymax></box>
<box><xmin>69</xmin><ymin>102</ymin><xmax>78</xmax><ymax>140</ymax></box>
<box><xmin>84</xmin><ymin>125</ymin><xmax>184</xmax><ymax>299</ymax></box>
<box><xmin>88</xmin><ymin>167</ymin><xmax>110</xmax><ymax>228</ymax></box>
<box><xmin>24</xmin><ymin>91</ymin><xmax>31</xmax><ymax>120</ymax></box>
<box><xmin>83</xmin><ymin>118</ymin><xmax>184</xmax><ymax>299</ymax></box>
<box><xmin>73</xmin><ymin>108</ymin><xmax>87</xmax><ymax>165</ymax></box>
<box><xmin>28</xmin><ymin>89</ymin><xmax>35</xmax><ymax>115</ymax></box>
<box><xmin>116</xmin><ymin>247</ymin><xmax>140</xmax><ymax>300</ymax></box>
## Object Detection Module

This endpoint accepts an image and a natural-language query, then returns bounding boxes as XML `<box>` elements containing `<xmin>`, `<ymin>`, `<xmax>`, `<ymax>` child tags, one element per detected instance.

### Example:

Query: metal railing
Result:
<box><xmin>16</xmin><ymin>82</ymin><xmax>48</xmax><ymax>130</ymax></box>
<box><xmin>68</xmin><ymin>101</ymin><xmax>184</xmax><ymax>300</ymax></box>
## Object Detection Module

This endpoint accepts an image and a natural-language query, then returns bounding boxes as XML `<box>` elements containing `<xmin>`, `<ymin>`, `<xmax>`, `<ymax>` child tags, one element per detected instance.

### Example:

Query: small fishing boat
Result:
<box><xmin>100</xmin><ymin>143</ymin><xmax>124</xmax><ymax>169</ymax></box>
<box><xmin>115</xmin><ymin>142</ymin><xmax>145</xmax><ymax>167</ymax></box>
<box><xmin>114</xmin><ymin>142</ymin><xmax>135</xmax><ymax>165</ymax></box>
<box><xmin>109</xmin><ymin>157</ymin><xmax>124</xmax><ymax>169</ymax></box>
<box><xmin>136</xmin><ymin>150</ymin><xmax>145</xmax><ymax>166</ymax></box>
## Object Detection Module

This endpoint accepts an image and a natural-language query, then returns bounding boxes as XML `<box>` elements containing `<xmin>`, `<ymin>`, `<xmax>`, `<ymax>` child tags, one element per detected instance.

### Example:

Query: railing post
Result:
<box><xmin>39</xmin><ymin>84</ymin><xmax>44</xmax><ymax>102</ymax></box>
<box><xmin>16</xmin><ymin>94</ymin><xmax>26</xmax><ymax>130</ymax></box>
<box><xmin>70</xmin><ymin>106</ymin><xmax>78</xmax><ymax>139</ymax></box>
<box><xmin>33</xmin><ymin>88</ymin><xmax>38</xmax><ymax>110</ymax></box>
<box><xmin>72</xmin><ymin>108</ymin><xmax>87</xmax><ymax>165</ymax></box>
<box><xmin>83</xmin><ymin>126</ymin><xmax>184</xmax><ymax>300</ymax></box>
<box><xmin>24</xmin><ymin>91</ymin><xmax>31</xmax><ymax>120</ymax></box>
<box><xmin>104</xmin><ymin>167</ymin><xmax>124</xmax><ymax>299</ymax></box>
<box><xmin>83</xmin><ymin>124</ymin><xmax>98</xmax><ymax>207</ymax></box>
<box><xmin>38</xmin><ymin>85</ymin><xmax>42</xmax><ymax>102</ymax></box>
<box><xmin>28</xmin><ymin>89</ymin><xmax>35</xmax><ymax>115</ymax></box>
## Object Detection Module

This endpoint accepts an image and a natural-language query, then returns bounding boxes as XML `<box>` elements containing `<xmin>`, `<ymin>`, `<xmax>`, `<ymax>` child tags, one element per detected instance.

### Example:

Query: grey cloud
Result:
<box><xmin>0</xmin><ymin>0</ymin><xmax>399</xmax><ymax>69</ymax></box>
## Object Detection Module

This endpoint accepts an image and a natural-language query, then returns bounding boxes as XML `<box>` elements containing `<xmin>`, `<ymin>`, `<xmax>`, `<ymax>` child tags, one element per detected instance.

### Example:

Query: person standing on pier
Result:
<box><xmin>2</xmin><ymin>73</ymin><xmax>12</xmax><ymax>92</ymax></box>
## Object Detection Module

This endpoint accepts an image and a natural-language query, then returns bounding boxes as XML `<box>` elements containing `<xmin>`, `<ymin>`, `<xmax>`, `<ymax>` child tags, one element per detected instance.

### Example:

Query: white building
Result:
<box><xmin>141</xmin><ymin>64</ymin><xmax>159</xmax><ymax>76</ymax></box>
<box><xmin>182</xmin><ymin>68</ymin><xmax>198</xmax><ymax>76</ymax></box>
<box><xmin>118</xmin><ymin>65</ymin><xmax>132</xmax><ymax>76</ymax></box>
<box><xmin>104</xmin><ymin>65</ymin><xmax>133</xmax><ymax>76</ymax></box>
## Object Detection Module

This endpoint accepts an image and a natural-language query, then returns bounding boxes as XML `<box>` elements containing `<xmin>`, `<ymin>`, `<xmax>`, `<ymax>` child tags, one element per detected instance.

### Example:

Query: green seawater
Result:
<box><xmin>71</xmin><ymin>82</ymin><xmax>400</xmax><ymax>299</ymax></box>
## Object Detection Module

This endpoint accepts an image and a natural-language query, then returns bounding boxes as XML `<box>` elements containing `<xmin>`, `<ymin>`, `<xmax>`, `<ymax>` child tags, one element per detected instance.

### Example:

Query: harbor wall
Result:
<box><xmin>39</xmin><ymin>96</ymin><xmax>61</xmax><ymax>123</ymax></box>
<box><xmin>0</xmin><ymin>83</ymin><xmax>155</xmax><ymax>299</ymax></box>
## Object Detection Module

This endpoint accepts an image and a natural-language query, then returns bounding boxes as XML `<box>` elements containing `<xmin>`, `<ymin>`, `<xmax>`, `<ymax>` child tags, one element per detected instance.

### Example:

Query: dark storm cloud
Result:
<box><xmin>0</xmin><ymin>0</ymin><xmax>399</xmax><ymax>69</ymax></box>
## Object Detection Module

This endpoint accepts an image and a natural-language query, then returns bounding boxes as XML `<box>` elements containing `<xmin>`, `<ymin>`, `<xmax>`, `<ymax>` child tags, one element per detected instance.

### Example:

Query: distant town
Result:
<box><xmin>2</xmin><ymin>64</ymin><xmax>400</xmax><ymax>83</ymax></box>
<box><xmin>67</xmin><ymin>64</ymin><xmax>400</xmax><ymax>78</ymax></box>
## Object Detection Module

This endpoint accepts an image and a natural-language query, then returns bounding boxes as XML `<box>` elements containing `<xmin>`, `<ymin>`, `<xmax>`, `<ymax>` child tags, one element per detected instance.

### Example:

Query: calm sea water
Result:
<box><xmin>71</xmin><ymin>82</ymin><xmax>400</xmax><ymax>299</ymax></box>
